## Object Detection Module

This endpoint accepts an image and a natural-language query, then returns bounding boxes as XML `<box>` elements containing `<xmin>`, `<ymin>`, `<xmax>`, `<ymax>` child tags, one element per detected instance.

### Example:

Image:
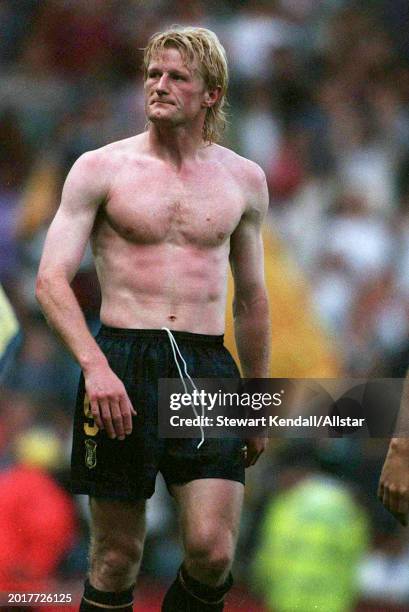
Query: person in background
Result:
<box><xmin>0</xmin><ymin>429</ymin><xmax>76</xmax><ymax>595</ymax></box>
<box><xmin>378</xmin><ymin>368</ymin><xmax>409</xmax><ymax>527</ymax></box>
<box><xmin>252</xmin><ymin>442</ymin><xmax>369</xmax><ymax>612</ymax></box>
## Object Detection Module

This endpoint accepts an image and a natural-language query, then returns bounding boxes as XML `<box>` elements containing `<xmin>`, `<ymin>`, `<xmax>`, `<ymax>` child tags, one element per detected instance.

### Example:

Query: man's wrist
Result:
<box><xmin>80</xmin><ymin>352</ymin><xmax>108</xmax><ymax>374</ymax></box>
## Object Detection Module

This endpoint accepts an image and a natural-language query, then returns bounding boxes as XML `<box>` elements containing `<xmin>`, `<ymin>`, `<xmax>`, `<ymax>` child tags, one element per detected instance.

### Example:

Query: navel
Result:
<box><xmin>168</xmin><ymin>314</ymin><xmax>177</xmax><ymax>322</ymax></box>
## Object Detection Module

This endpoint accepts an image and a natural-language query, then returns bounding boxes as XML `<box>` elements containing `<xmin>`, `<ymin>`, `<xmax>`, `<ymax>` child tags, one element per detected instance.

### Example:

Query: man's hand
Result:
<box><xmin>84</xmin><ymin>364</ymin><xmax>137</xmax><ymax>440</ymax></box>
<box><xmin>378</xmin><ymin>438</ymin><xmax>409</xmax><ymax>526</ymax></box>
<box><xmin>244</xmin><ymin>437</ymin><xmax>268</xmax><ymax>467</ymax></box>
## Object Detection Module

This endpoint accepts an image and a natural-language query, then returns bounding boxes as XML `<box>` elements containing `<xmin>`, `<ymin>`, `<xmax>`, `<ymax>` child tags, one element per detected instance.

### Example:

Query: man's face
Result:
<box><xmin>144</xmin><ymin>47</ymin><xmax>210</xmax><ymax>129</ymax></box>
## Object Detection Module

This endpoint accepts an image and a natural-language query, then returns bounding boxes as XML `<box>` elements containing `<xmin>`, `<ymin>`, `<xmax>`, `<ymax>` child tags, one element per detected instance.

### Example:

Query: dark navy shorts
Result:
<box><xmin>71</xmin><ymin>326</ymin><xmax>245</xmax><ymax>501</ymax></box>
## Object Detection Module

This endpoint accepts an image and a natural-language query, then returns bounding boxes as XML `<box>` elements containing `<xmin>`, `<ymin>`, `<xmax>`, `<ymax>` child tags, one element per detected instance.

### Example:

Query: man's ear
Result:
<box><xmin>202</xmin><ymin>86</ymin><xmax>221</xmax><ymax>108</ymax></box>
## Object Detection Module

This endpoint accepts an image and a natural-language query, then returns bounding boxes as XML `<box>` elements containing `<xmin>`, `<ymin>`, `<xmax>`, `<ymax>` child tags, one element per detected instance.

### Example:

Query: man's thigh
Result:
<box><xmin>89</xmin><ymin>497</ymin><xmax>147</xmax><ymax>554</ymax></box>
<box><xmin>170</xmin><ymin>478</ymin><xmax>244</xmax><ymax>549</ymax></box>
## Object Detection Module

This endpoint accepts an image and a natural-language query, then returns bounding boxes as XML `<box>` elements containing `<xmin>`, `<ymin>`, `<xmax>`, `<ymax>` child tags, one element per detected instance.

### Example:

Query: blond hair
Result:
<box><xmin>143</xmin><ymin>26</ymin><xmax>229</xmax><ymax>144</ymax></box>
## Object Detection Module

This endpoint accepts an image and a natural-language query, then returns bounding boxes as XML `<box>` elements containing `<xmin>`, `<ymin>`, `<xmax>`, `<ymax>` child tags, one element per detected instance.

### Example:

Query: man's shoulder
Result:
<box><xmin>63</xmin><ymin>135</ymin><xmax>148</xmax><ymax>199</ymax></box>
<box><xmin>212</xmin><ymin>144</ymin><xmax>266</xmax><ymax>188</ymax></box>
<box><xmin>212</xmin><ymin>145</ymin><xmax>269</xmax><ymax>216</ymax></box>
<box><xmin>78</xmin><ymin>134</ymin><xmax>147</xmax><ymax>169</ymax></box>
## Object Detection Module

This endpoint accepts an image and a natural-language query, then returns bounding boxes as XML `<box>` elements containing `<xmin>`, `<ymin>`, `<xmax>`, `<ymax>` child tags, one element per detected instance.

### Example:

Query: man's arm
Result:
<box><xmin>378</xmin><ymin>369</ymin><xmax>409</xmax><ymax>526</ymax></box>
<box><xmin>36</xmin><ymin>152</ymin><xmax>136</xmax><ymax>440</ymax></box>
<box><xmin>230</xmin><ymin>163</ymin><xmax>271</xmax><ymax>466</ymax></box>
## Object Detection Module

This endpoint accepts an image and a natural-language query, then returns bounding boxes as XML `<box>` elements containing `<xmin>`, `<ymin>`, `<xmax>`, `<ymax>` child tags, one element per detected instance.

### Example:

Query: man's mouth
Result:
<box><xmin>151</xmin><ymin>100</ymin><xmax>174</xmax><ymax>105</ymax></box>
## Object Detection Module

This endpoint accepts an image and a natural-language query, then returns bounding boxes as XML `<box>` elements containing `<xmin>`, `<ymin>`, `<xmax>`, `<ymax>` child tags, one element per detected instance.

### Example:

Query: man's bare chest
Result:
<box><xmin>99</xmin><ymin>168</ymin><xmax>245</xmax><ymax>248</ymax></box>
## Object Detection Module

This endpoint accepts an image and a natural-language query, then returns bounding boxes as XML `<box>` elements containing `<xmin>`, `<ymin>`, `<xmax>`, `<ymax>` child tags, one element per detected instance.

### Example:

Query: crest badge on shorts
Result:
<box><xmin>85</xmin><ymin>439</ymin><xmax>97</xmax><ymax>469</ymax></box>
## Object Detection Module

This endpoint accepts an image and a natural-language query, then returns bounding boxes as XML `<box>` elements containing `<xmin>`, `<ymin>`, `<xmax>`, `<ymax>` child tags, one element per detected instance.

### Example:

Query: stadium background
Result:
<box><xmin>1</xmin><ymin>0</ymin><xmax>409</xmax><ymax>610</ymax></box>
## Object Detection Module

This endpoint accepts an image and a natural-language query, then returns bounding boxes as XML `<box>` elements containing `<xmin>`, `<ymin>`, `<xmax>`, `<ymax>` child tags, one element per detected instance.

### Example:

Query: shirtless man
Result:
<box><xmin>36</xmin><ymin>27</ymin><xmax>271</xmax><ymax>611</ymax></box>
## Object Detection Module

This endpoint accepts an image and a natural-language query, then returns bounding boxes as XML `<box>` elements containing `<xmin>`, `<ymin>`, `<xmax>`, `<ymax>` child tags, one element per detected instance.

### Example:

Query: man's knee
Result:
<box><xmin>91</xmin><ymin>536</ymin><xmax>144</xmax><ymax>589</ymax></box>
<box><xmin>88</xmin><ymin>498</ymin><xmax>146</xmax><ymax>590</ymax></box>
<box><xmin>185</xmin><ymin>527</ymin><xmax>235</xmax><ymax>579</ymax></box>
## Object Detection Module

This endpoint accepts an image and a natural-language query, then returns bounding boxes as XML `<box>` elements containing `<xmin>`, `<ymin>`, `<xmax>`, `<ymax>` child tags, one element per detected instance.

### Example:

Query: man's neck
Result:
<box><xmin>147</xmin><ymin>123</ymin><xmax>207</xmax><ymax>167</ymax></box>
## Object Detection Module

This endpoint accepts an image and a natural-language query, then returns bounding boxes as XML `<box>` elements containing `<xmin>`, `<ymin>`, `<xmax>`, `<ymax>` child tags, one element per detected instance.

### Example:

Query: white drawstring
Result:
<box><xmin>162</xmin><ymin>327</ymin><xmax>205</xmax><ymax>449</ymax></box>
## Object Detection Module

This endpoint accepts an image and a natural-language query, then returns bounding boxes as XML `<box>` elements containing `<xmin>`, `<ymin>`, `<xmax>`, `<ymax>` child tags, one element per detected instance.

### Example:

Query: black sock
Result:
<box><xmin>161</xmin><ymin>565</ymin><xmax>233</xmax><ymax>611</ymax></box>
<box><xmin>79</xmin><ymin>578</ymin><xmax>135</xmax><ymax>611</ymax></box>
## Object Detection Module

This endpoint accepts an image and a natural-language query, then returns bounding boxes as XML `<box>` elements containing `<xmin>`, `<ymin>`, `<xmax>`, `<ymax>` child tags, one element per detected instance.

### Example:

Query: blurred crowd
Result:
<box><xmin>1</xmin><ymin>0</ymin><xmax>409</xmax><ymax>610</ymax></box>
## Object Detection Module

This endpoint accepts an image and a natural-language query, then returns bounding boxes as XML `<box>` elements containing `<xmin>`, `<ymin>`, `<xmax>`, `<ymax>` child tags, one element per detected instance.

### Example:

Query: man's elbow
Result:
<box><xmin>35</xmin><ymin>270</ymin><xmax>65</xmax><ymax>306</ymax></box>
<box><xmin>35</xmin><ymin>272</ymin><xmax>50</xmax><ymax>306</ymax></box>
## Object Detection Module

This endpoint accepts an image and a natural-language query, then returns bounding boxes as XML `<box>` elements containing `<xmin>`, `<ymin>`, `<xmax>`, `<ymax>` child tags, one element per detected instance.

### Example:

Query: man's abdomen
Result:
<box><xmin>96</xmin><ymin>241</ymin><xmax>230</xmax><ymax>334</ymax></box>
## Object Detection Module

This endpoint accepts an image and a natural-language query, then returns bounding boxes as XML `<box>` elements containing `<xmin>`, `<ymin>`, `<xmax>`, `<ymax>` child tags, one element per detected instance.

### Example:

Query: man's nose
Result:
<box><xmin>156</xmin><ymin>74</ymin><xmax>169</xmax><ymax>94</ymax></box>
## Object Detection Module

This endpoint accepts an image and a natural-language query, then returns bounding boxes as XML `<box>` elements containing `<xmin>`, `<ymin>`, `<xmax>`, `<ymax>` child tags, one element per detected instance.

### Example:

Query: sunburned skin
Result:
<box><xmin>90</xmin><ymin>133</ymin><xmax>249</xmax><ymax>334</ymax></box>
